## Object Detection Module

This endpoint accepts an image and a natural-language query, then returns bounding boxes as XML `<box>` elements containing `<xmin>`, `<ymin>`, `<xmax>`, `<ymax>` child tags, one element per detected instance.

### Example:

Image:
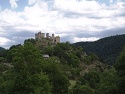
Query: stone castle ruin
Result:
<box><xmin>35</xmin><ymin>31</ymin><xmax>60</xmax><ymax>47</ymax></box>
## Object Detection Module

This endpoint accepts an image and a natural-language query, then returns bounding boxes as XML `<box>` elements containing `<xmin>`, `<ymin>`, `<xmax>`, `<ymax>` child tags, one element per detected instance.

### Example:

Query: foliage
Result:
<box><xmin>80</xmin><ymin>71</ymin><xmax>100</xmax><ymax>89</ymax></box>
<box><xmin>0</xmin><ymin>49</ymin><xmax>7</xmax><ymax>58</ymax></box>
<box><xmin>1</xmin><ymin>38</ymin><xmax>124</xmax><ymax>94</ymax></box>
<box><xmin>0</xmin><ymin>57</ymin><xmax>6</xmax><ymax>62</ymax></box>
<box><xmin>0</xmin><ymin>42</ymin><xmax>51</xmax><ymax>94</ymax></box>
<box><xmin>114</xmin><ymin>46</ymin><xmax>125</xmax><ymax>94</ymax></box>
<box><xmin>72</xmin><ymin>85</ymin><xmax>94</xmax><ymax>94</ymax></box>
<box><xmin>6</xmin><ymin>44</ymin><xmax>21</xmax><ymax>62</ymax></box>
<box><xmin>84</xmin><ymin>53</ymin><xmax>99</xmax><ymax>64</ymax></box>
<box><xmin>41</xmin><ymin>59</ymin><xmax>70</xmax><ymax>94</ymax></box>
<box><xmin>115</xmin><ymin>46</ymin><xmax>125</xmax><ymax>77</ymax></box>
<box><xmin>96</xmin><ymin>69</ymin><xmax>118</xmax><ymax>94</ymax></box>
<box><xmin>0</xmin><ymin>63</ymin><xmax>10</xmax><ymax>74</ymax></box>
<box><xmin>74</xmin><ymin>34</ymin><xmax>125</xmax><ymax>64</ymax></box>
<box><xmin>24</xmin><ymin>38</ymin><xmax>36</xmax><ymax>45</ymax></box>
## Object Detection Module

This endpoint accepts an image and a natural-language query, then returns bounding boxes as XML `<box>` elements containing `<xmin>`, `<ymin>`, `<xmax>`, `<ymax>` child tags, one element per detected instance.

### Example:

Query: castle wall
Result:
<box><xmin>35</xmin><ymin>32</ymin><xmax>60</xmax><ymax>46</ymax></box>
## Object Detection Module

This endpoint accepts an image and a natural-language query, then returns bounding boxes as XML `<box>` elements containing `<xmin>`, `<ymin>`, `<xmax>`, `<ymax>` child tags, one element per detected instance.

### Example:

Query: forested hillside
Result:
<box><xmin>0</xmin><ymin>38</ymin><xmax>125</xmax><ymax>94</ymax></box>
<box><xmin>0</xmin><ymin>47</ymin><xmax>5</xmax><ymax>51</ymax></box>
<box><xmin>74</xmin><ymin>34</ymin><xmax>125</xmax><ymax>65</ymax></box>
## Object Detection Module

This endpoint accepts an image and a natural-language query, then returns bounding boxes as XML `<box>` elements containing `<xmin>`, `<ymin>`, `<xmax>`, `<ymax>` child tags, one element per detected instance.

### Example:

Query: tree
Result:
<box><xmin>43</xmin><ymin>46</ymin><xmax>54</xmax><ymax>56</ymax></box>
<box><xmin>115</xmin><ymin>46</ymin><xmax>125</xmax><ymax>77</ymax></box>
<box><xmin>1</xmin><ymin>42</ymin><xmax>51</xmax><ymax>94</ymax></box>
<box><xmin>0</xmin><ymin>49</ymin><xmax>7</xmax><ymax>58</ymax></box>
<box><xmin>80</xmin><ymin>71</ymin><xmax>100</xmax><ymax>89</ymax></box>
<box><xmin>24</xmin><ymin>38</ymin><xmax>36</xmax><ymax>45</ymax></box>
<box><xmin>73</xmin><ymin>85</ymin><xmax>94</xmax><ymax>94</ymax></box>
<box><xmin>114</xmin><ymin>46</ymin><xmax>125</xmax><ymax>94</ymax></box>
<box><xmin>96</xmin><ymin>69</ymin><xmax>118</xmax><ymax>94</ymax></box>
<box><xmin>42</xmin><ymin>59</ymin><xmax>70</xmax><ymax>94</ymax></box>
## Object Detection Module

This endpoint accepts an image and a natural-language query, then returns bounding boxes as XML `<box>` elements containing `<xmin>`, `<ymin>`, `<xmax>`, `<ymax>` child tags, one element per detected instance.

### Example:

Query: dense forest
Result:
<box><xmin>73</xmin><ymin>34</ymin><xmax>125</xmax><ymax>65</ymax></box>
<box><xmin>0</xmin><ymin>37</ymin><xmax>125</xmax><ymax>94</ymax></box>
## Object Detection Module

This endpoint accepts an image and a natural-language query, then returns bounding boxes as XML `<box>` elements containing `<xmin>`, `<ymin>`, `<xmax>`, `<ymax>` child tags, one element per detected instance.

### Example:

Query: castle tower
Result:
<box><xmin>46</xmin><ymin>33</ymin><xmax>49</xmax><ymax>38</ymax></box>
<box><xmin>52</xmin><ymin>34</ymin><xmax>55</xmax><ymax>43</ymax></box>
<box><xmin>37</xmin><ymin>31</ymin><xmax>42</xmax><ymax>39</ymax></box>
<box><xmin>54</xmin><ymin>36</ymin><xmax>60</xmax><ymax>44</ymax></box>
<box><xmin>41</xmin><ymin>33</ymin><xmax>45</xmax><ymax>38</ymax></box>
<box><xmin>52</xmin><ymin>34</ymin><xmax>54</xmax><ymax>38</ymax></box>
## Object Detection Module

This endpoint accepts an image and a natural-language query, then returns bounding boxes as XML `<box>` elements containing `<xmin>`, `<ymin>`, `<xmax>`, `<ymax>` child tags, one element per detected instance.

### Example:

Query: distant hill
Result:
<box><xmin>0</xmin><ymin>47</ymin><xmax>5</xmax><ymax>51</ymax></box>
<box><xmin>73</xmin><ymin>34</ymin><xmax>125</xmax><ymax>65</ymax></box>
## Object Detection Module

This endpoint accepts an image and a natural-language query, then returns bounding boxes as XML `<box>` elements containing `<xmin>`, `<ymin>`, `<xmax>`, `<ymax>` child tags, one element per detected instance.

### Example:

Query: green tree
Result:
<box><xmin>73</xmin><ymin>85</ymin><xmax>94</xmax><ymax>94</ymax></box>
<box><xmin>24</xmin><ymin>38</ymin><xmax>36</xmax><ymax>45</ymax></box>
<box><xmin>6</xmin><ymin>44</ymin><xmax>21</xmax><ymax>62</ymax></box>
<box><xmin>115</xmin><ymin>46</ymin><xmax>125</xmax><ymax>77</ymax></box>
<box><xmin>43</xmin><ymin>46</ymin><xmax>54</xmax><ymax>56</ymax></box>
<box><xmin>96</xmin><ymin>69</ymin><xmax>118</xmax><ymax>94</ymax></box>
<box><xmin>80</xmin><ymin>71</ymin><xmax>100</xmax><ymax>89</ymax></box>
<box><xmin>42</xmin><ymin>59</ymin><xmax>70</xmax><ymax>94</ymax></box>
<box><xmin>114</xmin><ymin>46</ymin><xmax>125</xmax><ymax>94</ymax></box>
<box><xmin>0</xmin><ymin>49</ymin><xmax>7</xmax><ymax>59</ymax></box>
<box><xmin>1</xmin><ymin>42</ymin><xmax>51</xmax><ymax>94</ymax></box>
<box><xmin>75</xmin><ymin>46</ymin><xmax>83</xmax><ymax>58</ymax></box>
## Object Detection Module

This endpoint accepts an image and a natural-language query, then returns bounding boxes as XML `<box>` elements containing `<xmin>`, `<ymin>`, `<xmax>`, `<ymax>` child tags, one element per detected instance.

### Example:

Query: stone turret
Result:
<box><xmin>41</xmin><ymin>33</ymin><xmax>45</xmax><ymax>38</ymax></box>
<box><xmin>35</xmin><ymin>31</ymin><xmax>42</xmax><ymax>40</ymax></box>
<box><xmin>46</xmin><ymin>33</ymin><xmax>49</xmax><ymax>38</ymax></box>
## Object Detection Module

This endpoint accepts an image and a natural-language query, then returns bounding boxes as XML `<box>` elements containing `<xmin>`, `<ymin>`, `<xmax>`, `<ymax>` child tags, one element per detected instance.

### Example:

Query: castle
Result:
<box><xmin>35</xmin><ymin>31</ymin><xmax>60</xmax><ymax>47</ymax></box>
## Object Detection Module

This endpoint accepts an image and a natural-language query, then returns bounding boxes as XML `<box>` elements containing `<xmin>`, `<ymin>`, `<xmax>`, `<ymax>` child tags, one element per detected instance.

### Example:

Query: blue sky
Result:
<box><xmin>0</xmin><ymin>0</ymin><xmax>125</xmax><ymax>48</ymax></box>
<box><xmin>0</xmin><ymin>0</ymin><xmax>125</xmax><ymax>11</ymax></box>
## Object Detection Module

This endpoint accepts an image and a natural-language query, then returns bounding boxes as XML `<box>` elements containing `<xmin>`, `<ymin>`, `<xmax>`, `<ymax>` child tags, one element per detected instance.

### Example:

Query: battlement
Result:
<box><xmin>35</xmin><ymin>31</ymin><xmax>60</xmax><ymax>47</ymax></box>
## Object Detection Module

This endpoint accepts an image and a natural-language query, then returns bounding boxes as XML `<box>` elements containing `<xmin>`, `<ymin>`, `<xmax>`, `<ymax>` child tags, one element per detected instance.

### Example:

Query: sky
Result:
<box><xmin>0</xmin><ymin>0</ymin><xmax>125</xmax><ymax>48</ymax></box>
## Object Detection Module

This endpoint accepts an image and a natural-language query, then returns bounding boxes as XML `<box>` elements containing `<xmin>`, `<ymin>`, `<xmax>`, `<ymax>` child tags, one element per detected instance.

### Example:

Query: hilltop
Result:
<box><xmin>73</xmin><ymin>34</ymin><xmax>125</xmax><ymax>65</ymax></box>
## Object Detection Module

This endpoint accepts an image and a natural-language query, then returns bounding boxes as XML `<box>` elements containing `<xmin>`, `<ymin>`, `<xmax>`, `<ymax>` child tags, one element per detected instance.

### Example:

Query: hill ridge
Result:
<box><xmin>73</xmin><ymin>34</ymin><xmax>125</xmax><ymax>64</ymax></box>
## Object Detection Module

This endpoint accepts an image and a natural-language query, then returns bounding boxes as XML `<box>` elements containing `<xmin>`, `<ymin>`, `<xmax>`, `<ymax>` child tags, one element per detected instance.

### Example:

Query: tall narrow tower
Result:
<box><xmin>37</xmin><ymin>31</ymin><xmax>42</xmax><ymax>39</ymax></box>
<box><xmin>46</xmin><ymin>33</ymin><xmax>49</xmax><ymax>38</ymax></box>
<box><xmin>52</xmin><ymin>34</ymin><xmax>55</xmax><ymax>43</ymax></box>
<box><xmin>41</xmin><ymin>33</ymin><xmax>45</xmax><ymax>38</ymax></box>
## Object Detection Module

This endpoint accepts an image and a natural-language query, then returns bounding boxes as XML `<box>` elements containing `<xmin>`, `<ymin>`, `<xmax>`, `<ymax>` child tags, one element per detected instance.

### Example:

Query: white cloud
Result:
<box><xmin>9</xmin><ymin>0</ymin><xmax>18</xmax><ymax>9</ymax></box>
<box><xmin>0</xmin><ymin>27</ymin><xmax>4</xmax><ymax>31</ymax></box>
<box><xmin>0</xmin><ymin>0</ymin><xmax>125</xmax><ymax>48</ymax></box>
<box><xmin>8</xmin><ymin>1</ymin><xmax>124</xmax><ymax>32</ymax></box>
<box><xmin>28</xmin><ymin>0</ymin><xmax>37</xmax><ymax>5</ymax></box>
<box><xmin>72</xmin><ymin>37</ymin><xmax>100</xmax><ymax>43</ymax></box>
<box><xmin>110</xmin><ymin>0</ymin><xmax>114</xmax><ymax>3</ymax></box>
<box><xmin>0</xmin><ymin>37</ymin><xmax>11</xmax><ymax>46</ymax></box>
<box><xmin>53</xmin><ymin>0</ymin><xmax>101</xmax><ymax>14</ymax></box>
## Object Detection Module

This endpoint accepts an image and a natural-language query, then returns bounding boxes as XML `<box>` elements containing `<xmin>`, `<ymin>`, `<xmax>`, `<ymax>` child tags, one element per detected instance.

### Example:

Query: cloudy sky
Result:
<box><xmin>0</xmin><ymin>0</ymin><xmax>125</xmax><ymax>48</ymax></box>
